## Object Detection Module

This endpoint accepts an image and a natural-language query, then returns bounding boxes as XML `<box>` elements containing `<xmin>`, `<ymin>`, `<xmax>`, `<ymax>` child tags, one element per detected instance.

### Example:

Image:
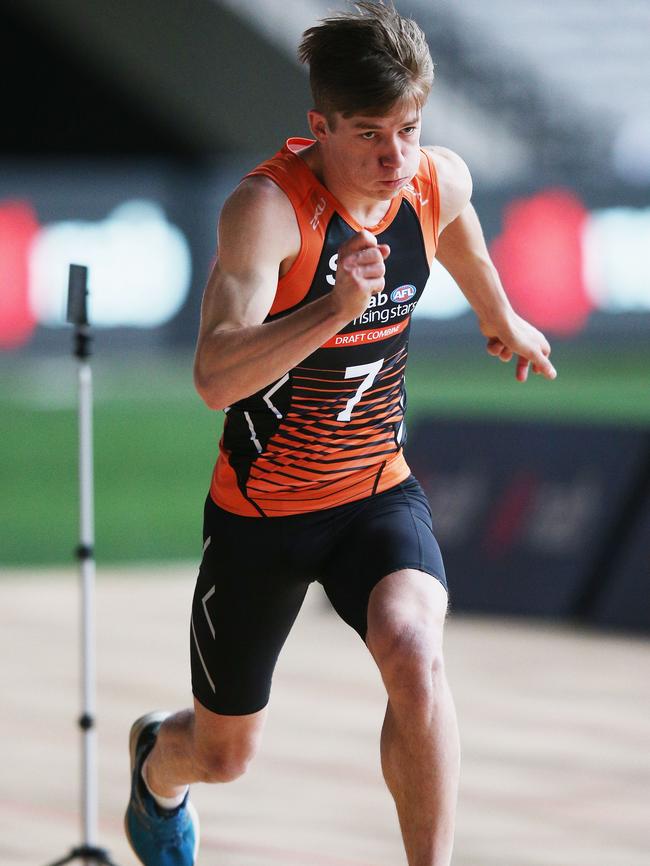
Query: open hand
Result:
<box><xmin>481</xmin><ymin>312</ymin><xmax>557</xmax><ymax>382</ymax></box>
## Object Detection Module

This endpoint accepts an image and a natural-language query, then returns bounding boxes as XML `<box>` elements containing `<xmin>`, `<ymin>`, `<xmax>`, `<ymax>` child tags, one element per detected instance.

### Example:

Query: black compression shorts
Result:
<box><xmin>190</xmin><ymin>475</ymin><xmax>446</xmax><ymax>715</ymax></box>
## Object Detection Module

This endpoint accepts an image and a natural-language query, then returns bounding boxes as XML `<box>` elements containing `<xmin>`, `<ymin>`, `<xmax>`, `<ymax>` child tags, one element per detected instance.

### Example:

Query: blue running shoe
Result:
<box><xmin>124</xmin><ymin>711</ymin><xmax>200</xmax><ymax>866</ymax></box>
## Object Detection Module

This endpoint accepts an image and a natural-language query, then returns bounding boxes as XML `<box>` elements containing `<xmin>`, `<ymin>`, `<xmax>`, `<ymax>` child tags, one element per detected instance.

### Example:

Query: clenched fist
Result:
<box><xmin>330</xmin><ymin>230</ymin><xmax>391</xmax><ymax>323</ymax></box>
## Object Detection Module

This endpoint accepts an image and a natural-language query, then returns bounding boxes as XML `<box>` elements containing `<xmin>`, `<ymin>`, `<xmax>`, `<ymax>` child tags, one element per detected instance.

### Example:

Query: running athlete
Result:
<box><xmin>125</xmin><ymin>4</ymin><xmax>556</xmax><ymax>865</ymax></box>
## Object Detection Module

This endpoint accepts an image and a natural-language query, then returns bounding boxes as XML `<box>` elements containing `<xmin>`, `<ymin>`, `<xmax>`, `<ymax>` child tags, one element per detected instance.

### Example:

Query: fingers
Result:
<box><xmin>516</xmin><ymin>357</ymin><xmax>530</xmax><ymax>382</ymax></box>
<box><xmin>341</xmin><ymin>242</ymin><xmax>387</xmax><ymax>290</ymax></box>
<box><xmin>535</xmin><ymin>356</ymin><xmax>557</xmax><ymax>380</ymax></box>
<box><xmin>342</xmin><ymin>245</ymin><xmax>390</xmax><ymax>272</ymax></box>
<box><xmin>340</xmin><ymin>229</ymin><xmax>389</xmax><ymax>260</ymax></box>
<box><xmin>486</xmin><ymin>338</ymin><xmax>513</xmax><ymax>362</ymax></box>
<box><xmin>340</xmin><ymin>230</ymin><xmax>390</xmax><ymax>267</ymax></box>
<box><xmin>342</xmin><ymin>246</ymin><xmax>385</xmax><ymax>272</ymax></box>
<box><xmin>487</xmin><ymin>339</ymin><xmax>558</xmax><ymax>381</ymax></box>
<box><xmin>332</xmin><ymin>231</ymin><xmax>391</xmax><ymax>319</ymax></box>
<box><xmin>341</xmin><ymin>228</ymin><xmax>378</xmax><ymax>253</ymax></box>
<box><xmin>517</xmin><ymin>353</ymin><xmax>557</xmax><ymax>381</ymax></box>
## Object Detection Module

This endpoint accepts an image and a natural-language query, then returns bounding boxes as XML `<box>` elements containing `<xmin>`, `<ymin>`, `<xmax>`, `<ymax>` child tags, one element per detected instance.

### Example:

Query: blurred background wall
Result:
<box><xmin>1</xmin><ymin>0</ymin><xmax>648</xmax><ymax>629</ymax></box>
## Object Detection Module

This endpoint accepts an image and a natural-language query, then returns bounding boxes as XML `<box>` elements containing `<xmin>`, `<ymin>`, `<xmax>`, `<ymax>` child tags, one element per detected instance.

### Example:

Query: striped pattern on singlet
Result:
<box><xmin>210</xmin><ymin>138</ymin><xmax>440</xmax><ymax>517</ymax></box>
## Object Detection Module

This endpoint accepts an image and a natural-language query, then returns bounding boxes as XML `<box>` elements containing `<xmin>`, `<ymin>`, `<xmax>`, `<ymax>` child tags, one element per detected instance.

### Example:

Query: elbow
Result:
<box><xmin>200</xmin><ymin>391</ymin><xmax>228</xmax><ymax>412</ymax></box>
<box><xmin>193</xmin><ymin>365</ymin><xmax>229</xmax><ymax>411</ymax></box>
<box><xmin>195</xmin><ymin>382</ymin><xmax>228</xmax><ymax>412</ymax></box>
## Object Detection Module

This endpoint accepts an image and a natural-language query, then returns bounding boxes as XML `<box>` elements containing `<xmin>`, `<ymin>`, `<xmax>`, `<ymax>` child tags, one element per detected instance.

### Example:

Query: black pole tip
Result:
<box><xmin>67</xmin><ymin>264</ymin><xmax>89</xmax><ymax>326</ymax></box>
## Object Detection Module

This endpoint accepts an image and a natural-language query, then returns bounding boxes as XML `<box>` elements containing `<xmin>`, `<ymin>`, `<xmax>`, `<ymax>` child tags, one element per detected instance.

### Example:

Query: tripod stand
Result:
<box><xmin>45</xmin><ymin>265</ymin><xmax>122</xmax><ymax>866</ymax></box>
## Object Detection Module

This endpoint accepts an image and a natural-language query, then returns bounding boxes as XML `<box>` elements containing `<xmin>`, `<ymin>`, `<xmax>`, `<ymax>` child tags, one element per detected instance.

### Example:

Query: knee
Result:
<box><xmin>370</xmin><ymin>625</ymin><xmax>446</xmax><ymax>709</ymax></box>
<box><xmin>193</xmin><ymin>740</ymin><xmax>258</xmax><ymax>784</ymax></box>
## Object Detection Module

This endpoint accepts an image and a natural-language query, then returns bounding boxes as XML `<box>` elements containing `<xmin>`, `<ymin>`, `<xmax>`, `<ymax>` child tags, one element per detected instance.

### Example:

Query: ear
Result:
<box><xmin>308</xmin><ymin>109</ymin><xmax>330</xmax><ymax>142</ymax></box>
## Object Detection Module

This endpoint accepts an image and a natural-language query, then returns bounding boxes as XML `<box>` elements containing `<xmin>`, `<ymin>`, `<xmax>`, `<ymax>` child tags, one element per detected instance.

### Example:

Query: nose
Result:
<box><xmin>379</xmin><ymin>136</ymin><xmax>405</xmax><ymax>170</ymax></box>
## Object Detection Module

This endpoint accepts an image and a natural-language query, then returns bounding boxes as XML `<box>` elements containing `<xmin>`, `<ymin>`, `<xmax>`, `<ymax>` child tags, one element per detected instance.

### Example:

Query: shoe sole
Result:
<box><xmin>124</xmin><ymin>710</ymin><xmax>200</xmax><ymax>865</ymax></box>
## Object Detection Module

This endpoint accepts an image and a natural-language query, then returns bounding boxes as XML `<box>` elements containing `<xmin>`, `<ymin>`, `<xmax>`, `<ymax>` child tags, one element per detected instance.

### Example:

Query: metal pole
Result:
<box><xmin>44</xmin><ymin>264</ymin><xmax>121</xmax><ymax>866</ymax></box>
<box><xmin>78</xmin><ymin>359</ymin><xmax>98</xmax><ymax>854</ymax></box>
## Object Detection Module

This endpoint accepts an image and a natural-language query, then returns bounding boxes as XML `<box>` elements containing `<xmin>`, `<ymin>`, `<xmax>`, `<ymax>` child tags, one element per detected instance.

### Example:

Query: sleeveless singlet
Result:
<box><xmin>210</xmin><ymin>138</ymin><xmax>440</xmax><ymax>517</ymax></box>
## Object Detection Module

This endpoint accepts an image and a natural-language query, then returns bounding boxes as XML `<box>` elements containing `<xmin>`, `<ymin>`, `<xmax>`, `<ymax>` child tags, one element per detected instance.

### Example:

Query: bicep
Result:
<box><xmin>197</xmin><ymin>178</ymin><xmax>299</xmax><ymax>339</ymax></box>
<box><xmin>424</xmin><ymin>147</ymin><xmax>491</xmax><ymax>273</ymax></box>
<box><xmin>434</xmin><ymin>203</ymin><xmax>494</xmax><ymax>282</ymax></box>
<box><xmin>198</xmin><ymin>259</ymin><xmax>278</xmax><ymax>340</ymax></box>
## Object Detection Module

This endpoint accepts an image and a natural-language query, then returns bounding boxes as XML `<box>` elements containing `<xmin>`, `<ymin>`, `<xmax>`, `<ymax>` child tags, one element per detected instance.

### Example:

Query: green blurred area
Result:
<box><xmin>2</xmin><ymin>342</ymin><xmax>649</xmax><ymax>567</ymax></box>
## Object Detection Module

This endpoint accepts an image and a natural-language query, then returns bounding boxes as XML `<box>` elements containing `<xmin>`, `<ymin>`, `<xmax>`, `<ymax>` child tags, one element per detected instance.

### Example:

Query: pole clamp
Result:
<box><xmin>75</xmin><ymin>544</ymin><xmax>94</xmax><ymax>560</ymax></box>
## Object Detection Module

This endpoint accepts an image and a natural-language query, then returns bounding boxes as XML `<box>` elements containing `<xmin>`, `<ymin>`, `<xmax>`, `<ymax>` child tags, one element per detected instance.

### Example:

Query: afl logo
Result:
<box><xmin>391</xmin><ymin>284</ymin><xmax>416</xmax><ymax>303</ymax></box>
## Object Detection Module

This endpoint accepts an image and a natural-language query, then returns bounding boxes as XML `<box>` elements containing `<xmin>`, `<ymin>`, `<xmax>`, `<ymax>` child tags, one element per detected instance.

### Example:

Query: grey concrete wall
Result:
<box><xmin>14</xmin><ymin>0</ymin><xmax>311</xmax><ymax>153</ymax></box>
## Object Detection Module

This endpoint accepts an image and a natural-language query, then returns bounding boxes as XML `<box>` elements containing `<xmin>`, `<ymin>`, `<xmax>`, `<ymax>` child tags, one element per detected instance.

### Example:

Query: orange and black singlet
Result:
<box><xmin>210</xmin><ymin>138</ymin><xmax>440</xmax><ymax>517</ymax></box>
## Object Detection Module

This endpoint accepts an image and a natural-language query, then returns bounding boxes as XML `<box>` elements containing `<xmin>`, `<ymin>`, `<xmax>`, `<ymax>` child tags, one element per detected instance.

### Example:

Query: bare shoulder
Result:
<box><xmin>423</xmin><ymin>146</ymin><xmax>473</xmax><ymax>232</ymax></box>
<box><xmin>197</xmin><ymin>175</ymin><xmax>301</xmax><ymax>339</ymax></box>
<box><xmin>218</xmin><ymin>174</ymin><xmax>300</xmax><ymax>267</ymax></box>
<box><xmin>223</xmin><ymin>173</ymin><xmax>295</xmax><ymax>218</ymax></box>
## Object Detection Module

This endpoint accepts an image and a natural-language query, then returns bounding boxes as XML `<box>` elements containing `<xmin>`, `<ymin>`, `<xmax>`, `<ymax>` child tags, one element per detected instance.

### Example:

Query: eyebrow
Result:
<box><xmin>352</xmin><ymin>117</ymin><xmax>420</xmax><ymax>130</ymax></box>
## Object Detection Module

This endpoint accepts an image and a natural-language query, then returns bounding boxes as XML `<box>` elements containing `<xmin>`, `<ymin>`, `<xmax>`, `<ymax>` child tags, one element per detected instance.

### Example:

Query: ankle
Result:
<box><xmin>142</xmin><ymin>754</ymin><xmax>189</xmax><ymax>809</ymax></box>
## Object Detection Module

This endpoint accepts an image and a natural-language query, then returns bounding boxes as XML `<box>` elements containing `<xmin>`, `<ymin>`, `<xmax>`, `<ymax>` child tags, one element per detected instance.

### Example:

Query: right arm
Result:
<box><xmin>428</xmin><ymin>146</ymin><xmax>556</xmax><ymax>382</ymax></box>
<box><xmin>193</xmin><ymin>177</ymin><xmax>389</xmax><ymax>410</ymax></box>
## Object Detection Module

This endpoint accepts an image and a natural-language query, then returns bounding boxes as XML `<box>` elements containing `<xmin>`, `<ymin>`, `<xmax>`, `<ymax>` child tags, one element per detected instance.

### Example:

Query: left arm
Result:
<box><xmin>425</xmin><ymin>146</ymin><xmax>557</xmax><ymax>382</ymax></box>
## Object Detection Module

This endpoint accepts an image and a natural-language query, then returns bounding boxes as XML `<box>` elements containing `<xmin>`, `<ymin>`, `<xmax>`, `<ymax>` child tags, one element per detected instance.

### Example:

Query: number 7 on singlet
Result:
<box><xmin>337</xmin><ymin>359</ymin><xmax>384</xmax><ymax>423</ymax></box>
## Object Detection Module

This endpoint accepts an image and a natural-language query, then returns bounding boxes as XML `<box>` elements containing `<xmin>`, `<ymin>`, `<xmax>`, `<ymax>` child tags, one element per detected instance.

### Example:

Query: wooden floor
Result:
<box><xmin>2</xmin><ymin>566</ymin><xmax>649</xmax><ymax>866</ymax></box>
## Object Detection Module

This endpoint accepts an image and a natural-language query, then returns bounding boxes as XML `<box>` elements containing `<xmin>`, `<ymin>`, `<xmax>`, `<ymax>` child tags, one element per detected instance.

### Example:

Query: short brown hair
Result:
<box><xmin>298</xmin><ymin>1</ymin><xmax>434</xmax><ymax>121</ymax></box>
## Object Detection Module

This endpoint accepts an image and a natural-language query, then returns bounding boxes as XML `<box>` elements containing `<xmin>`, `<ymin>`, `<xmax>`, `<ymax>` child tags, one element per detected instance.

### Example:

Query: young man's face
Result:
<box><xmin>311</xmin><ymin>100</ymin><xmax>423</xmax><ymax>202</ymax></box>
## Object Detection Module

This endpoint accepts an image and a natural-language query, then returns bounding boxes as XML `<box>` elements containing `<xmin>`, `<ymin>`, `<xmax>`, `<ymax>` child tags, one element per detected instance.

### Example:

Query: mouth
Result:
<box><xmin>379</xmin><ymin>177</ymin><xmax>408</xmax><ymax>188</ymax></box>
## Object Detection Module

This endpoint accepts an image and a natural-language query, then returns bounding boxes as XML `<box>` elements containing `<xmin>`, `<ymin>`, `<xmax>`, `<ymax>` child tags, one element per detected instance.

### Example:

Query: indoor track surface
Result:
<box><xmin>2</xmin><ymin>567</ymin><xmax>649</xmax><ymax>866</ymax></box>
